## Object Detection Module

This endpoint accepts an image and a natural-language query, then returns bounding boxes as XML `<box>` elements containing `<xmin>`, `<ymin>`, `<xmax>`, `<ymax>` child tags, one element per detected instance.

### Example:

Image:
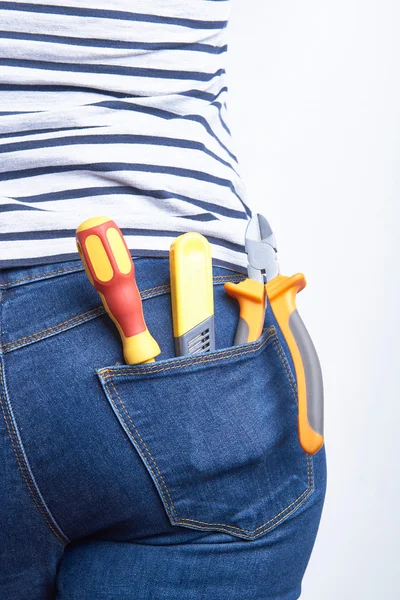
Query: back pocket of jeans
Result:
<box><xmin>96</xmin><ymin>326</ymin><xmax>314</xmax><ymax>541</ymax></box>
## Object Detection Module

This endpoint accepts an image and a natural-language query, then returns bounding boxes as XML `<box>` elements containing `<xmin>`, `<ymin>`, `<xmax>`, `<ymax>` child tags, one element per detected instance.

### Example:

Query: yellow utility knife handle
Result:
<box><xmin>170</xmin><ymin>232</ymin><xmax>215</xmax><ymax>355</ymax></box>
<box><xmin>266</xmin><ymin>273</ymin><xmax>324</xmax><ymax>455</ymax></box>
<box><xmin>224</xmin><ymin>279</ymin><xmax>266</xmax><ymax>344</ymax></box>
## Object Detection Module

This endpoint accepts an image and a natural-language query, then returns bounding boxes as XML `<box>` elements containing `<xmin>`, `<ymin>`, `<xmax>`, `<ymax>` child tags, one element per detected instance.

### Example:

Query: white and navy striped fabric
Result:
<box><xmin>0</xmin><ymin>0</ymin><xmax>251</xmax><ymax>271</ymax></box>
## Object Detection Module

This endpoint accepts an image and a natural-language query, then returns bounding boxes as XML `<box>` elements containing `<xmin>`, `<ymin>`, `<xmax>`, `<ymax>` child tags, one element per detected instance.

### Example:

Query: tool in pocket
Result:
<box><xmin>76</xmin><ymin>216</ymin><xmax>160</xmax><ymax>365</ymax></box>
<box><xmin>225</xmin><ymin>214</ymin><xmax>324</xmax><ymax>455</ymax></box>
<box><xmin>75</xmin><ymin>214</ymin><xmax>323</xmax><ymax>455</ymax></box>
<box><xmin>169</xmin><ymin>232</ymin><xmax>215</xmax><ymax>356</ymax></box>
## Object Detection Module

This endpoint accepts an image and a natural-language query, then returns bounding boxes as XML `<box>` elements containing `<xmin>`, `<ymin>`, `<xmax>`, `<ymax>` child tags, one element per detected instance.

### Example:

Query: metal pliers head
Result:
<box><xmin>245</xmin><ymin>214</ymin><xmax>279</xmax><ymax>283</ymax></box>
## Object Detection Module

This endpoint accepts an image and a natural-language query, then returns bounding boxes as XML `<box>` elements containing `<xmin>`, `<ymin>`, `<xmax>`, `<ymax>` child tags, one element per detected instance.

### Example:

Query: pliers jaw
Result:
<box><xmin>245</xmin><ymin>214</ymin><xmax>279</xmax><ymax>284</ymax></box>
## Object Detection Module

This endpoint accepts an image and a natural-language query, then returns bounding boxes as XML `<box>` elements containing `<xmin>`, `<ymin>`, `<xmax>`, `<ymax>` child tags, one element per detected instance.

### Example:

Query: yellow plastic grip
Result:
<box><xmin>266</xmin><ymin>273</ymin><xmax>324</xmax><ymax>455</ymax></box>
<box><xmin>170</xmin><ymin>232</ymin><xmax>214</xmax><ymax>338</ymax></box>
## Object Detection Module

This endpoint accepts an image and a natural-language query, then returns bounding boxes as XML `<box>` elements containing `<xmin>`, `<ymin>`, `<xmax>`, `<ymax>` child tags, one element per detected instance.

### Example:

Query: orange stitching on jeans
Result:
<box><xmin>139</xmin><ymin>284</ymin><xmax>169</xmax><ymax>295</ymax></box>
<box><xmin>137</xmin><ymin>274</ymin><xmax>243</xmax><ymax>298</ymax></box>
<box><xmin>0</xmin><ymin>267</ymin><xmax>243</xmax><ymax>290</ymax></box>
<box><xmin>103</xmin><ymin>378</ymin><xmax>178</xmax><ymax>524</ymax></box>
<box><xmin>2</xmin><ymin>306</ymin><xmax>105</xmax><ymax>352</ymax></box>
<box><xmin>212</xmin><ymin>274</ymin><xmax>244</xmax><ymax>280</ymax></box>
<box><xmin>174</xmin><ymin>485</ymin><xmax>314</xmax><ymax>539</ymax></box>
<box><xmin>178</xmin><ymin>486</ymin><xmax>312</xmax><ymax>532</ymax></box>
<box><xmin>307</xmin><ymin>454</ymin><xmax>313</xmax><ymax>488</ymax></box>
<box><xmin>177</xmin><ymin>455</ymin><xmax>315</xmax><ymax>535</ymax></box>
<box><xmin>101</xmin><ymin>328</ymin><xmax>315</xmax><ymax>537</ymax></box>
<box><xmin>108</xmin><ymin>377</ymin><xmax>179</xmax><ymax>516</ymax></box>
<box><xmin>0</xmin><ymin>265</ymin><xmax>82</xmax><ymax>287</ymax></box>
<box><xmin>100</xmin><ymin>329</ymin><xmax>276</xmax><ymax>379</ymax></box>
<box><xmin>272</xmin><ymin>339</ymin><xmax>298</xmax><ymax>400</ymax></box>
<box><xmin>2</xmin><ymin>275</ymin><xmax>242</xmax><ymax>353</ymax></box>
<box><xmin>2</xmin><ymin>286</ymin><xmax>168</xmax><ymax>352</ymax></box>
<box><xmin>0</xmin><ymin>365</ymin><xmax>68</xmax><ymax>545</ymax></box>
<box><xmin>176</xmin><ymin>455</ymin><xmax>314</xmax><ymax>536</ymax></box>
<box><xmin>108</xmin><ymin>370</ymin><xmax>314</xmax><ymax>535</ymax></box>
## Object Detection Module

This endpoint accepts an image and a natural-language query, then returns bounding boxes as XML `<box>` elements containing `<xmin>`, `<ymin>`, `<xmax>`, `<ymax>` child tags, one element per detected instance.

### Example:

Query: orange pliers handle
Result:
<box><xmin>224</xmin><ymin>278</ymin><xmax>266</xmax><ymax>345</ymax></box>
<box><xmin>266</xmin><ymin>273</ymin><xmax>324</xmax><ymax>455</ymax></box>
<box><xmin>224</xmin><ymin>273</ymin><xmax>324</xmax><ymax>456</ymax></box>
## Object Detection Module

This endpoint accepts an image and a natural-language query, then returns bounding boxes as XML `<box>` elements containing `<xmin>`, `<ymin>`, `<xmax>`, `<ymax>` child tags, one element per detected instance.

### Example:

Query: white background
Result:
<box><xmin>226</xmin><ymin>1</ymin><xmax>399</xmax><ymax>599</ymax></box>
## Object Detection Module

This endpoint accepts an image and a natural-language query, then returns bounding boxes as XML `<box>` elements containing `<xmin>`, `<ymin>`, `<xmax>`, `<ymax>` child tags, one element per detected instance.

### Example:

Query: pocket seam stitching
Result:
<box><xmin>2</xmin><ymin>274</ymin><xmax>245</xmax><ymax>354</ymax></box>
<box><xmin>106</xmin><ymin>375</ymin><xmax>314</xmax><ymax>539</ymax></box>
<box><xmin>272</xmin><ymin>338</ymin><xmax>298</xmax><ymax>401</ymax></box>
<box><xmin>0</xmin><ymin>265</ymin><xmax>82</xmax><ymax>288</ymax></box>
<box><xmin>0</xmin><ymin>267</ymin><xmax>244</xmax><ymax>290</ymax></box>
<box><xmin>101</xmin><ymin>341</ymin><xmax>314</xmax><ymax>540</ymax></box>
<box><xmin>0</xmin><ymin>363</ymin><xmax>69</xmax><ymax>546</ymax></box>
<box><xmin>100</xmin><ymin>327</ymin><xmax>276</xmax><ymax>378</ymax></box>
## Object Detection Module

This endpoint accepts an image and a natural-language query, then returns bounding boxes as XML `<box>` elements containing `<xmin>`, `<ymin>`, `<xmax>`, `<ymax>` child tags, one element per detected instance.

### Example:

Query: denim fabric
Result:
<box><xmin>0</xmin><ymin>257</ymin><xmax>326</xmax><ymax>599</ymax></box>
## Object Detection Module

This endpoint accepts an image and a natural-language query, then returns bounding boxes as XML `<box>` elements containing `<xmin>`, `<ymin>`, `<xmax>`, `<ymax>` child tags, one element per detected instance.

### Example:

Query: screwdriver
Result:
<box><xmin>76</xmin><ymin>216</ymin><xmax>161</xmax><ymax>365</ymax></box>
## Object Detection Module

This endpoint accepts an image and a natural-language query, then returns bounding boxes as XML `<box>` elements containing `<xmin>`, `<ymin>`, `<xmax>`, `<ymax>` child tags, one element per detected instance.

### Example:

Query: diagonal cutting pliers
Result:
<box><xmin>224</xmin><ymin>214</ymin><xmax>324</xmax><ymax>455</ymax></box>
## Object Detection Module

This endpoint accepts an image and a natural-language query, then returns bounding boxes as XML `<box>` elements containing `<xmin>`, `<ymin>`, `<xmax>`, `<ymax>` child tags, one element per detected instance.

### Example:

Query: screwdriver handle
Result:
<box><xmin>266</xmin><ymin>273</ymin><xmax>324</xmax><ymax>455</ymax></box>
<box><xmin>224</xmin><ymin>279</ymin><xmax>266</xmax><ymax>344</ymax></box>
<box><xmin>76</xmin><ymin>216</ymin><xmax>160</xmax><ymax>365</ymax></box>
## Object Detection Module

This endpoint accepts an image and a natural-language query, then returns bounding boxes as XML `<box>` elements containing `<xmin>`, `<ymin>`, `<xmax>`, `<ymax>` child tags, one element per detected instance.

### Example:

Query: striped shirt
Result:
<box><xmin>0</xmin><ymin>0</ymin><xmax>251</xmax><ymax>271</ymax></box>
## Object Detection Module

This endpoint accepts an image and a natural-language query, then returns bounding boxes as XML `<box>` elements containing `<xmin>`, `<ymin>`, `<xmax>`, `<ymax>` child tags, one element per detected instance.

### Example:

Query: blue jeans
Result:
<box><xmin>0</xmin><ymin>257</ymin><xmax>326</xmax><ymax>599</ymax></box>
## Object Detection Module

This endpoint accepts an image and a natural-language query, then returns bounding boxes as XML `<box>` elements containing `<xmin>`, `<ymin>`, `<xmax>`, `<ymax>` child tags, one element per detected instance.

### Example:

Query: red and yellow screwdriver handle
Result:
<box><xmin>224</xmin><ymin>273</ymin><xmax>324</xmax><ymax>455</ymax></box>
<box><xmin>76</xmin><ymin>216</ymin><xmax>160</xmax><ymax>365</ymax></box>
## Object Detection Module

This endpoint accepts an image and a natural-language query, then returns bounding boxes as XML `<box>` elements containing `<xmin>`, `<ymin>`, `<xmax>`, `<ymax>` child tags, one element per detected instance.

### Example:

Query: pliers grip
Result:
<box><xmin>224</xmin><ymin>279</ymin><xmax>265</xmax><ymax>345</ymax></box>
<box><xmin>266</xmin><ymin>273</ymin><xmax>324</xmax><ymax>455</ymax></box>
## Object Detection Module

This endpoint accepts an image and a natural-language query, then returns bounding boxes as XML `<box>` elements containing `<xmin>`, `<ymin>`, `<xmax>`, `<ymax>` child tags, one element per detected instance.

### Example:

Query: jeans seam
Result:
<box><xmin>101</xmin><ymin>335</ymin><xmax>314</xmax><ymax>540</ymax></box>
<box><xmin>271</xmin><ymin>329</ymin><xmax>315</xmax><ymax>505</ymax></box>
<box><xmin>0</xmin><ymin>361</ymin><xmax>70</xmax><ymax>546</ymax></box>
<box><xmin>106</xmin><ymin>375</ymin><xmax>313</xmax><ymax>539</ymax></box>
<box><xmin>1</xmin><ymin>274</ymin><xmax>246</xmax><ymax>354</ymax></box>
<box><xmin>0</xmin><ymin>264</ymin><xmax>244</xmax><ymax>290</ymax></box>
<box><xmin>101</xmin><ymin>327</ymin><xmax>276</xmax><ymax>378</ymax></box>
<box><xmin>272</xmin><ymin>338</ymin><xmax>298</xmax><ymax>401</ymax></box>
<box><xmin>0</xmin><ymin>265</ymin><xmax>83</xmax><ymax>288</ymax></box>
<box><xmin>2</xmin><ymin>306</ymin><xmax>105</xmax><ymax>353</ymax></box>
